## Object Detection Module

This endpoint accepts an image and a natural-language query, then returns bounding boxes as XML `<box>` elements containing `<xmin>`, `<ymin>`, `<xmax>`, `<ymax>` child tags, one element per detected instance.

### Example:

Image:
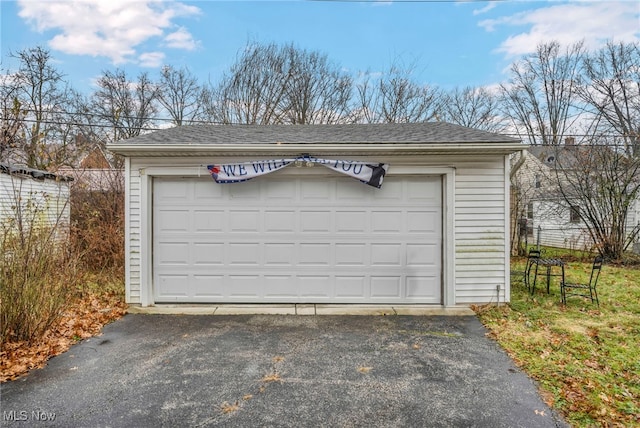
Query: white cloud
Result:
<box><xmin>139</xmin><ymin>51</ymin><xmax>165</xmax><ymax>68</ymax></box>
<box><xmin>164</xmin><ymin>27</ymin><xmax>198</xmax><ymax>50</ymax></box>
<box><xmin>473</xmin><ymin>1</ymin><xmax>497</xmax><ymax>16</ymax></box>
<box><xmin>17</xmin><ymin>0</ymin><xmax>201</xmax><ymax>65</ymax></box>
<box><xmin>479</xmin><ymin>1</ymin><xmax>640</xmax><ymax>57</ymax></box>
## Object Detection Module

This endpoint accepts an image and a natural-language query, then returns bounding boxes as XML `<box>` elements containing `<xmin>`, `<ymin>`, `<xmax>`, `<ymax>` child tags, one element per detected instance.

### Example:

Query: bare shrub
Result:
<box><xmin>0</xmin><ymin>229</ymin><xmax>78</xmax><ymax>343</ymax></box>
<box><xmin>69</xmin><ymin>169</ymin><xmax>124</xmax><ymax>277</ymax></box>
<box><xmin>0</xmin><ymin>186</ymin><xmax>78</xmax><ymax>343</ymax></box>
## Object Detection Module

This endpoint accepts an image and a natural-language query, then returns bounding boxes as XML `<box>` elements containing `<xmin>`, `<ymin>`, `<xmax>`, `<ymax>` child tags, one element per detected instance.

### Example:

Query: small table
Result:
<box><xmin>530</xmin><ymin>258</ymin><xmax>565</xmax><ymax>295</ymax></box>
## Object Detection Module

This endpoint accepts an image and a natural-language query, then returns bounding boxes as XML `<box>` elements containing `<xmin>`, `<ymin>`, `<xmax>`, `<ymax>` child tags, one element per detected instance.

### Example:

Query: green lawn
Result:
<box><xmin>475</xmin><ymin>256</ymin><xmax>640</xmax><ymax>427</ymax></box>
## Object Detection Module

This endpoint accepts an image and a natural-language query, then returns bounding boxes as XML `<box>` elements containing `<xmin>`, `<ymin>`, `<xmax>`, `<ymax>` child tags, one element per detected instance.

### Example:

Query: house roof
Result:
<box><xmin>528</xmin><ymin>144</ymin><xmax>621</xmax><ymax>170</ymax></box>
<box><xmin>0</xmin><ymin>163</ymin><xmax>73</xmax><ymax>182</ymax></box>
<box><xmin>107</xmin><ymin>122</ymin><xmax>523</xmax><ymax>157</ymax></box>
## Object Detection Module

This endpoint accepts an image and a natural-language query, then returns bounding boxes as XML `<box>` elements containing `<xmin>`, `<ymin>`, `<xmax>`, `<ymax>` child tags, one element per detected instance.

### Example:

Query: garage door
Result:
<box><xmin>153</xmin><ymin>173</ymin><xmax>442</xmax><ymax>303</ymax></box>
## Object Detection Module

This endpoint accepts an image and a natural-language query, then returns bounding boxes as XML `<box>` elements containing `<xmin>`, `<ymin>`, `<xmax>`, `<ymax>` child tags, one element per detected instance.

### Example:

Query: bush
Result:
<box><xmin>0</xmin><ymin>226</ymin><xmax>78</xmax><ymax>343</ymax></box>
<box><xmin>0</xmin><ymin>167</ymin><xmax>125</xmax><ymax>347</ymax></box>
<box><xmin>70</xmin><ymin>188</ymin><xmax>124</xmax><ymax>276</ymax></box>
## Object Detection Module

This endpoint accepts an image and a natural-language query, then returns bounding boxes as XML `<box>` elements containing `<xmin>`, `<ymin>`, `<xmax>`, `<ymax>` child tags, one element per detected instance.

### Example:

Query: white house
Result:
<box><xmin>511</xmin><ymin>145</ymin><xmax>640</xmax><ymax>252</ymax></box>
<box><xmin>0</xmin><ymin>163</ymin><xmax>72</xmax><ymax>238</ymax></box>
<box><xmin>107</xmin><ymin>122</ymin><xmax>523</xmax><ymax>308</ymax></box>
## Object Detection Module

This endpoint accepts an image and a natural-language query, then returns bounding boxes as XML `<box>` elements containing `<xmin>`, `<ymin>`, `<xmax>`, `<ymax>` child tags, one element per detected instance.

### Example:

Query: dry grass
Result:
<box><xmin>220</xmin><ymin>401</ymin><xmax>240</xmax><ymax>414</ymax></box>
<box><xmin>261</xmin><ymin>372</ymin><xmax>282</xmax><ymax>383</ymax></box>
<box><xmin>476</xmin><ymin>256</ymin><xmax>640</xmax><ymax>427</ymax></box>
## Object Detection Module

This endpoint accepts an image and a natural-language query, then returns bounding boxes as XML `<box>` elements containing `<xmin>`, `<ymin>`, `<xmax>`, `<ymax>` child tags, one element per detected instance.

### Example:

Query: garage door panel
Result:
<box><xmin>299</xmin><ymin>243</ymin><xmax>331</xmax><ymax>265</ymax></box>
<box><xmin>335</xmin><ymin>243</ymin><xmax>367</xmax><ymax>265</ymax></box>
<box><xmin>157</xmin><ymin>180</ymin><xmax>190</xmax><ymax>201</ymax></box>
<box><xmin>228</xmin><ymin>276</ymin><xmax>261</xmax><ymax>297</ymax></box>
<box><xmin>228</xmin><ymin>243</ymin><xmax>260</xmax><ymax>265</ymax></box>
<box><xmin>153</xmin><ymin>175</ymin><xmax>442</xmax><ymax>304</ymax></box>
<box><xmin>229</xmin><ymin>210</ymin><xmax>260</xmax><ymax>232</ymax></box>
<box><xmin>157</xmin><ymin>242</ymin><xmax>189</xmax><ymax>265</ymax></box>
<box><xmin>266</xmin><ymin>180</ymin><xmax>296</xmax><ymax>200</ymax></box>
<box><xmin>193</xmin><ymin>275</ymin><xmax>225</xmax><ymax>297</ymax></box>
<box><xmin>371</xmin><ymin>211</ymin><xmax>403</xmax><ymax>232</ymax></box>
<box><xmin>406</xmin><ymin>276</ymin><xmax>439</xmax><ymax>299</ymax></box>
<box><xmin>299</xmin><ymin>276</ymin><xmax>332</xmax><ymax>297</ymax></box>
<box><xmin>157</xmin><ymin>210</ymin><xmax>189</xmax><ymax>232</ymax></box>
<box><xmin>375</xmin><ymin>180</ymin><xmax>403</xmax><ymax>201</ymax></box>
<box><xmin>370</xmin><ymin>277</ymin><xmax>402</xmax><ymax>298</ymax></box>
<box><xmin>193</xmin><ymin>243</ymin><xmax>224</xmax><ymax>265</ymax></box>
<box><xmin>301</xmin><ymin>180</ymin><xmax>331</xmax><ymax>200</ymax></box>
<box><xmin>371</xmin><ymin>244</ymin><xmax>402</xmax><ymax>266</ymax></box>
<box><xmin>194</xmin><ymin>210</ymin><xmax>225</xmax><ymax>232</ymax></box>
<box><xmin>335</xmin><ymin>276</ymin><xmax>366</xmax><ymax>298</ymax></box>
<box><xmin>407</xmin><ymin>211</ymin><xmax>438</xmax><ymax>233</ymax></box>
<box><xmin>263</xmin><ymin>276</ymin><xmax>298</xmax><ymax>299</ymax></box>
<box><xmin>300</xmin><ymin>210</ymin><xmax>331</xmax><ymax>232</ymax></box>
<box><xmin>335</xmin><ymin>210</ymin><xmax>367</xmax><ymax>232</ymax></box>
<box><xmin>407</xmin><ymin>244</ymin><xmax>438</xmax><ymax>266</ymax></box>
<box><xmin>407</xmin><ymin>178</ymin><xmax>441</xmax><ymax>202</ymax></box>
<box><xmin>194</xmin><ymin>180</ymin><xmax>223</xmax><ymax>199</ymax></box>
<box><xmin>157</xmin><ymin>274</ymin><xmax>189</xmax><ymax>299</ymax></box>
<box><xmin>229</xmin><ymin>185</ymin><xmax>260</xmax><ymax>200</ymax></box>
<box><xmin>265</xmin><ymin>210</ymin><xmax>296</xmax><ymax>232</ymax></box>
<box><xmin>264</xmin><ymin>243</ymin><xmax>296</xmax><ymax>266</ymax></box>
<box><xmin>336</xmin><ymin>180</ymin><xmax>368</xmax><ymax>200</ymax></box>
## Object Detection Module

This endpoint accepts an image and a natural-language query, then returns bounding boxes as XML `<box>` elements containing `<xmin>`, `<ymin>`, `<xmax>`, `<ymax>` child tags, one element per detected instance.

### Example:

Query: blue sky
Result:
<box><xmin>1</xmin><ymin>0</ymin><xmax>639</xmax><ymax>94</ymax></box>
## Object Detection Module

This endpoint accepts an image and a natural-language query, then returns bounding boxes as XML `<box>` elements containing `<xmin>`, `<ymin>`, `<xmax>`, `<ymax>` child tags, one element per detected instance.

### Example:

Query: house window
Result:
<box><xmin>525</xmin><ymin>203</ymin><xmax>534</xmax><ymax>236</ymax></box>
<box><xmin>534</xmin><ymin>175</ymin><xmax>541</xmax><ymax>189</ymax></box>
<box><xmin>570</xmin><ymin>206</ymin><xmax>581</xmax><ymax>223</ymax></box>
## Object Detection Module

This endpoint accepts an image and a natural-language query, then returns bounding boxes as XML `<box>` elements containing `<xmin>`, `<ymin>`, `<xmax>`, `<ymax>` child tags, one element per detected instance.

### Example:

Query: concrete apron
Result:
<box><xmin>127</xmin><ymin>304</ymin><xmax>476</xmax><ymax>316</ymax></box>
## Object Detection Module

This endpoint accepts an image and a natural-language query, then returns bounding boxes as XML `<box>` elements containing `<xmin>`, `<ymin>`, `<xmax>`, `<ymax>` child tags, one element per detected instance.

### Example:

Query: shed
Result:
<box><xmin>0</xmin><ymin>163</ymin><xmax>72</xmax><ymax>237</ymax></box>
<box><xmin>107</xmin><ymin>123</ymin><xmax>522</xmax><ymax>308</ymax></box>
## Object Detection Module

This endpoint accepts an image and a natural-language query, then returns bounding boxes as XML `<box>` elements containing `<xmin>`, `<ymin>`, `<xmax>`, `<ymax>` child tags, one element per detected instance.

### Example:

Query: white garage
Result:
<box><xmin>108</xmin><ymin>123</ymin><xmax>522</xmax><ymax>308</ymax></box>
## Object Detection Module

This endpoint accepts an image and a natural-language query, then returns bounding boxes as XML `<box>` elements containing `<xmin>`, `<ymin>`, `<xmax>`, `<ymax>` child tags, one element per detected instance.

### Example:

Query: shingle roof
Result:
<box><xmin>114</xmin><ymin>122</ymin><xmax>520</xmax><ymax>145</ymax></box>
<box><xmin>0</xmin><ymin>163</ymin><xmax>73</xmax><ymax>182</ymax></box>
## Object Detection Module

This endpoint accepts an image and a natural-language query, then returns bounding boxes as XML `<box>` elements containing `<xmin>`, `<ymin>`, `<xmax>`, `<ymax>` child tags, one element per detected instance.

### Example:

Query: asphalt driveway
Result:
<box><xmin>1</xmin><ymin>314</ymin><xmax>567</xmax><ymax>427</ymax></box>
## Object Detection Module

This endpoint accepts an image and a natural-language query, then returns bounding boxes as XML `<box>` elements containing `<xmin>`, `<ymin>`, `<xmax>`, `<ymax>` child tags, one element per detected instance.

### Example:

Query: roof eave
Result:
<box><xmin>107</xmin><ymin>142</ymin><xmax>525</xmax><ymax>157</ymax></box>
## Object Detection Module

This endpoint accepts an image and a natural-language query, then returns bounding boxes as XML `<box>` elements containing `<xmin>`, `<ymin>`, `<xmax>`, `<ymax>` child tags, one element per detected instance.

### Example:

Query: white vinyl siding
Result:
<box><xmin>0</xmin><ymin>171</ymin><xmax>70</xmax><ymax>239</ymax></box>
<box><xmin>530</xmin><ymin>201</ymin><xmax>594</xmax><ymax>250</ymax></box>
<box><xmin>454</xmin><ymin>160</ymin><xmax>507</xmax><ymax>304</ymax></box>
<box><xmin>127</xmin><ymin>163</ymin><xmax>142</xmax><ymax>303</ymax></box>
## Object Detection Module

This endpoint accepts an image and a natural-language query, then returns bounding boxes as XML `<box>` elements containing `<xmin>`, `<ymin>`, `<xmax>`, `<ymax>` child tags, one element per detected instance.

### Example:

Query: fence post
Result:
<box><xmin>537</xmin><ymin>225</ymin><xmax>542</xmax><ymax>250</ymax></box>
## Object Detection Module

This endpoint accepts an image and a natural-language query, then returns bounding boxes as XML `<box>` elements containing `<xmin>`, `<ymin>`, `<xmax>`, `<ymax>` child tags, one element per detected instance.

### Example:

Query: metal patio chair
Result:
<box><xmin>510</xmin><ymin>249</ymin><xmax>540</xmax><ymax>290</ymax></box>
<box><xmin>561</xmin><ymin>256</ymin><xmax>604</xmax><ymax>306</ymax></box>
<box><xmin>524</xmin><ymin>249</ymin><xmax>541</xmax><ymax>292</ymax></box>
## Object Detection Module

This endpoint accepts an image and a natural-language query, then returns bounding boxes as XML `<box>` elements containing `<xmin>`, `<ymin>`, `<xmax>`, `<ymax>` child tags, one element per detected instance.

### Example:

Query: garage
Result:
<box><xmin>153</xmin><ymin>173</ymin><xmax>441</xmax><ymax>303</ymax></box>
<box><xmin>108</xmin><ymin>122</ymin><xmax>522</xmax><ymax>308</ymax></box>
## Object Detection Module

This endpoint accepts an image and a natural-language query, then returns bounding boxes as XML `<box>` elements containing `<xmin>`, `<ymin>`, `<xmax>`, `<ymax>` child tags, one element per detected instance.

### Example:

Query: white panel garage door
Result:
<box><xmin>153</xmin><ymin>173</ymin><xmax>442</xmax><ymax>304</ymax></box>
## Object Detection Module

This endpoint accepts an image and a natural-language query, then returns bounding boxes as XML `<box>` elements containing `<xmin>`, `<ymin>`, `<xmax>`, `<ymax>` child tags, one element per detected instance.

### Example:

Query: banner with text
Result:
<box><xmin>207</xmin><ymin>156</ymin><xmax>389</xmax><ymax>188</ymax></box>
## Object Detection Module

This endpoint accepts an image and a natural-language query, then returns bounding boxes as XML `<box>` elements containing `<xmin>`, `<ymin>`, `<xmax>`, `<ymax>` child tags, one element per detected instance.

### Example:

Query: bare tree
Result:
<box><xmin>501</xmin><ymin>41</ymin><xmax>584</xmax><ymax>145</ymax></box>
<box><xmin>440</xmin><ymin>86</ymin><xmax>507</xmax><ymax>132</ymax></box>
<box><xmin>578</xmin><ymin>41</ymin><xmax>640</xmax><ymax>156</ymax></box>
<box><xmin>0</xmin><ymin>89</ymin><xmax>25</xmax><ymax>161</ymax></box>
<box><xmin>353</xmin><ymin>63</ymin><xmax>440</xmax><ymax>123</ymax></box>
<box><xmin>281</xmin><ymin>46</ymin><xmax>352</xmax><ymax>124</ymax></box>
<box><xmin>204</xmin><ymin>42</ymin><xmax>353</xmax><ymax>125</ymax></box>
<box><xmin>205</xmin><ymin>42</ymin><xmax>289</xmax><ymax>124</ymax></box>
<box><xmin>91</xmin><ymin>69</ymin><xmax>158</xmax><ymax>143</ymax></box>
<box><xmin>157</xmin><ymin>65</ymin><xmax>205</xmax><ymax>126</ymax></box>
<box><xmin>1</xmin><ymin>46</ymin><xmax>80</xmax><ymax>169</ymax></box>
<box><xmin>548</xmin><ymin>134</ymin><xmax>640</xmax><ymax>260</ymax></box>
